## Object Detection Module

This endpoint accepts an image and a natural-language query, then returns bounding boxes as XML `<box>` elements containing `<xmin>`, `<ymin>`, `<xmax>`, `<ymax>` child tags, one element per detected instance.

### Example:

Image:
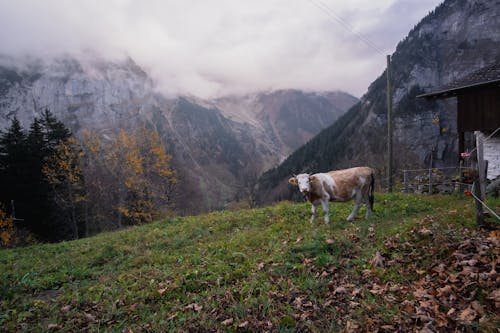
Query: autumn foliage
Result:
<box><xmin>0</xmin><ymin>112</ymin><xmax>177</xmax><ymax>242</ymax></box>
<box><xmin>0</xmin><ymin>206</ymin><xmax>14</xmax><ymax>248</ymax></box>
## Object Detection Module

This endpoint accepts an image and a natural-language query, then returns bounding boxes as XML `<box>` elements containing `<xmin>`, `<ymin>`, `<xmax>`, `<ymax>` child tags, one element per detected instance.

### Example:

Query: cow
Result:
<box><xmin>288</xmin><ymin>166</ymin><xmax>375</xmax><ymax>224</ymax></box>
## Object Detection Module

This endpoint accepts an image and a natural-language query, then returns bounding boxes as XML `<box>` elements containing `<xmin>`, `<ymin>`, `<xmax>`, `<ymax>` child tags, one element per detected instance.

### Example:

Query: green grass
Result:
<box><xmin>1</xmin><ymin>193</ymin><xmax>499</xmax><ymax>332</ymax></box>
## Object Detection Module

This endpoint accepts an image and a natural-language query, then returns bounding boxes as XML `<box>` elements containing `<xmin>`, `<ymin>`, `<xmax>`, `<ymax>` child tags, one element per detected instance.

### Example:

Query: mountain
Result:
<box><xmin>0</xmin><ymin>54</ymin><xmax>357</xmax><ymax>213</ymax></box>
<box><xmin>256</xmin><ymin>0</ymin><xmax>500</xmax><ymax>205</ymax></box>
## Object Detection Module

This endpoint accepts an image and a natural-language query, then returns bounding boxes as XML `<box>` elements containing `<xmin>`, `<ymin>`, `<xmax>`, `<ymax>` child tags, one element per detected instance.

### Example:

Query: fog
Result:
<box><xmin>0</xmin><ymin>0</ymin><xmax>443</xmax><ymax>98</ymax></box>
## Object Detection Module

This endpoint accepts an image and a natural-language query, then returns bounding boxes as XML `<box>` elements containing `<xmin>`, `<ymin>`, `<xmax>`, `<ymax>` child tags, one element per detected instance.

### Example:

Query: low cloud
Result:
<box><xmin>0</xmin><ymin>0</ymin><xmax>442</xmax><ymax>98</ymax></box>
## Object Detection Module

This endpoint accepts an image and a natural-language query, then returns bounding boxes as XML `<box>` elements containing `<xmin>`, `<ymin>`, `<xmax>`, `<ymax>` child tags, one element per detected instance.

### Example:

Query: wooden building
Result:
<box><xmin>418</xmin><ymin>62</ymin><xmax>500</xmax><ymax>180</ymax></box>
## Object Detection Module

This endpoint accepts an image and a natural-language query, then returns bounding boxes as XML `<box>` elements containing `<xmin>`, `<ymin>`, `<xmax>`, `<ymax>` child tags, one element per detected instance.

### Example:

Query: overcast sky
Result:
<box><xmin>0</xmin><ymin>0</ymin><xmax>443</xmax><ymax>98</ymax></box>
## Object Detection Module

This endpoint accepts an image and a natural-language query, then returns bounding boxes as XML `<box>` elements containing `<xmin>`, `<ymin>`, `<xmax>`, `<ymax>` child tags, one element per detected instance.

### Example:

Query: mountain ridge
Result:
<box><xmin>0</xmin><ymin>54</ymin><xmax>358</xmax><ymax>212</ymax></box>
<box><xmin>256</xmin><ymin>0</ymin><xmax>500</xmax><ymax>205</ymax></box>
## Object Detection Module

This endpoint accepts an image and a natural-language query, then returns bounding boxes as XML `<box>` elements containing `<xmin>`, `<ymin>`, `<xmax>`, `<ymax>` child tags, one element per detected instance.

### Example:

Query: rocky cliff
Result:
<box><xmin>256</xmin><ymin>0</ymin><xmax>500</xmax><ymax>204</ymax></box>
<box><xmin>0</xmin><ymin>54</ymin><xmax>357</xmax><ymax>212</ymax></box>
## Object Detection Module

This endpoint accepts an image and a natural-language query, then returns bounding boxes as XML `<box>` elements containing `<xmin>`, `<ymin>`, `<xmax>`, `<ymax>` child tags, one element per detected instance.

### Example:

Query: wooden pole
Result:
<box><xmin>386</xmin><ymin>55</ymin><xmax>393</xmax><ymax>192</ymax></box>
<box><xmin>476</xmin><ymin>133</ymin><xmax>487</xmax><ymax>198</ymax></box>
<box><xmin>403</xmin><ymin>170</ymin><xmax>408</xmax><ymax>193</ymax></box>
<box><xmin>474</xmin><ymin>131</ymin><xmax>486</xmax><ymax>228</ymax></box>
<box><xmin>428</xmin><ymin>151</ymin><xmax>433</xmax><ymax>195</ymax></box>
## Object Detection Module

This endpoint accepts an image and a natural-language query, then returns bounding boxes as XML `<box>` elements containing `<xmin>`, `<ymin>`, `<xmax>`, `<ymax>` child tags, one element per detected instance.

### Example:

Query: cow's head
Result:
<box><xmin>289</xmin><ymin>173</ymin><xmax>316</xmax><ymax>193</ymax></box>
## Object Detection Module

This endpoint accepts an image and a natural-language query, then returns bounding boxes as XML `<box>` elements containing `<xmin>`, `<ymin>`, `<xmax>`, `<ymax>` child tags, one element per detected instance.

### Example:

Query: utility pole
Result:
<box><xmin>386</xmin><ymin>55</ymin><xmax>393</xmax><ymax>192</ymax></box>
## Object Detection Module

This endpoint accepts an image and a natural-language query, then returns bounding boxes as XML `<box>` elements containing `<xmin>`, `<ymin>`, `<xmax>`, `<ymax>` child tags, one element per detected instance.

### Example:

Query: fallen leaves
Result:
<box><xmin>369</xmin><ymin>251</ymin><xmax>385</xmax><ymax>267</ymax></box>
<box><xmin>221</xmin><ymin>318</ymin><xmax>233</xmax><ymax>325</ymax></box>
<box><xmin>184</xmin><ymin>303</ymin><xmax>203</xmax><ymax>312</ymax></box>
<box><xmin>6</xmin><ymin>204</ymin><xmax>499</xmax><ymax>333</ymax></box>
<box><xmin>458</xmin><ymin>307</ymin><xmax>477</xmax><ymax>323</ymax></box>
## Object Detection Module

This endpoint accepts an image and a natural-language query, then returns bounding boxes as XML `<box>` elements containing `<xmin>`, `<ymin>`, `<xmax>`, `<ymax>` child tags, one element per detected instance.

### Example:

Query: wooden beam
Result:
<box><xmin>474</xmin><ymin>131</ymin><xmax>487</xmax><ymax>228</ymax></box>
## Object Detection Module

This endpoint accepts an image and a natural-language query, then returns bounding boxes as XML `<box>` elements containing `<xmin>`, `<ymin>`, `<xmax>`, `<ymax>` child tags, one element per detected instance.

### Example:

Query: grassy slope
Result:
<box><xmin>0</xmin><ymin>193</ymin><xmax>499</xmax><ymax>332</ymax></box>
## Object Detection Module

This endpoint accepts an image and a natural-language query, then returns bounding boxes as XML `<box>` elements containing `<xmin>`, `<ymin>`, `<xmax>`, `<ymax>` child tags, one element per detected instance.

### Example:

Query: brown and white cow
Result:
<box><xmin>289</xmin><ymin>166</ymin><xmax>375</xmax><ymax>224</ymax></box>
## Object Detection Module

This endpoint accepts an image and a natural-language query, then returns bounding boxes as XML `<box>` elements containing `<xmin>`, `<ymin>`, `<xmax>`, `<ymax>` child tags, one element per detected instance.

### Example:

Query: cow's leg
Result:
<box><xmin>364</xmin><ymin>193</ymin><xmax>373</xmax><ymax>219</ymax></box>
<box><xmin>347</xmin><ymin>191</ymin><xmax>362</xmax><ymax>221</ymax></box>
<box><xmin>360</xmin><ymin>186</ymin><xmax>373</xmax><ymax>219</ymax></box>
<box><xmin>347</xmin><ymin>204</ymin><xmax>360</xmax><ymax>221</ymax></box>
<box><xmin>310</xmin><ymin>204</ymin><xmax>317</xmax><ymax>224</ymax></box>
<box><xmin>321</xmin><ymin>199</ymin><xmax>330</xmax><ymax>224</ymax></box>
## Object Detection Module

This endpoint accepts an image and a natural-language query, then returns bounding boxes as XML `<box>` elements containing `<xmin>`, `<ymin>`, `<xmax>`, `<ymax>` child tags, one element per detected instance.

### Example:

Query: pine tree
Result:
<box><xmin>0</xmin><ymin>118</ymin><xmax>29</xmax><ymax>223</ymax></box>
<box><xmin>0</xmin><ymin>111</ymin><xmax>75</xmax><ymax>242</ymax></box>
<box><xmin>39</xmin><ymin>109</ymin><xmax>71</xmax><ymax>155</ymax></box>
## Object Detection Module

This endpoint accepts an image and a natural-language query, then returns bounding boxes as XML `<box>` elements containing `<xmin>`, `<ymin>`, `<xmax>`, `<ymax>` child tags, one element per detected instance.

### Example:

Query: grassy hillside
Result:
<box><xmin>1</xmin><ymin>193</ymin><xmax>499</xmax><ymax>332</ymax></box>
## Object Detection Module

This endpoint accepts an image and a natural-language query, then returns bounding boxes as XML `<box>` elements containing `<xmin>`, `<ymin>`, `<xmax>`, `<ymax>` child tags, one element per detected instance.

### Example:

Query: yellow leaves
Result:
<box><xmin>43</xmin><ymin>138</ymin><xmax>83</xmax><ymax>188</ymax></box>
<box><xmin>43</xmin><ymin>127</ymin><xmax>177</xmax><ymax>227</ymax></box>
<box><xmin>0</xmin><ymin>230</ymin><xmax>13</xmax><ymax>247</ymax></box>
<box><xmin>0</xmin><ymin>206</ymin><xmax>15</xmax><ymax>247</ymax></box>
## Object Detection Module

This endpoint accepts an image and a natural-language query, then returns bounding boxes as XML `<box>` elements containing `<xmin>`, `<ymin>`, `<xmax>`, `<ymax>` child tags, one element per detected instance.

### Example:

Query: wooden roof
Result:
<box><xmin>417</xmin><ymin>62</ymin><xmax>500</xmax><ymax>99</ymax></box>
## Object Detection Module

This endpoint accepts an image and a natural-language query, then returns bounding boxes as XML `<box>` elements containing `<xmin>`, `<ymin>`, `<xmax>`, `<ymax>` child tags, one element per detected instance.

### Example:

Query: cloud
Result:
<box><xmin>0</xmin><ymin>0</ymin><xmax>443</xmax><ymax>98</ymax></box>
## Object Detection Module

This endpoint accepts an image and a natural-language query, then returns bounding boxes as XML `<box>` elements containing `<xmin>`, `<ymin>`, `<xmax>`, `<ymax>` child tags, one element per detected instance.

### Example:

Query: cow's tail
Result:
<box><xmin>369</xmin><ymin>171</ymin><xmax>375</xmax><ymax>211</ymax></box>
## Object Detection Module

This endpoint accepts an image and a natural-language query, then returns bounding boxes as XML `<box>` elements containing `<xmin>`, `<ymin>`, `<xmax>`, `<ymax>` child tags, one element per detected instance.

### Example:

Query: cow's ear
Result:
<box><xmin>309</xmin><ymin>175</ymin><xmax>316</xmax><ymax>182</ymax></box>
<box><xmin>288</xmin><ymin>177</ymin><xmax>298</xmax><ymax>185</ymax></box>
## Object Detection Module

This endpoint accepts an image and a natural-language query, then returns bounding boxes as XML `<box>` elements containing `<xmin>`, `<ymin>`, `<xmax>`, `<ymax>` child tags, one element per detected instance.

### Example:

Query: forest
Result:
<box><xmin>0</xmin><ymin>110</ymin><xmax>177</xmax><ymax>246</ymax></box>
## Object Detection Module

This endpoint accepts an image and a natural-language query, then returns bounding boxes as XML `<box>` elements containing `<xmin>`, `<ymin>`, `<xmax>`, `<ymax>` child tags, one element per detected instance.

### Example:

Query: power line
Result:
<box><xmin>307</xmin><ymin>0</ymin><xmax>385</xmax><ymax>56</ymax></box>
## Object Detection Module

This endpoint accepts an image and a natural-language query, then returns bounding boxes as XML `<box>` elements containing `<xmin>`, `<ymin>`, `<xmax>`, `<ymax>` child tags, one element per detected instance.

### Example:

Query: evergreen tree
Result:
<box><xmin>25</xmin><ymin>117</ymin><xmax>52</xmax><ymax>239</ymax></box>
<box><xmin>35</xmin><ymin>109</ymin><xmax>73</xmax><ymax>241</ymax></box>
<box><xmin>0</xmin><ymin>118</ymin><xmax>29</xmax><ymax>223</ymax></box>
<box><xmin>0</xmin><ymin>111</ymin><xmax>74</xmax><ymax>242</ymax></box>
<box><xmin>39</xmin><ymin>109</ymin><xmax>71</xmax><ymax>155</ymax></box>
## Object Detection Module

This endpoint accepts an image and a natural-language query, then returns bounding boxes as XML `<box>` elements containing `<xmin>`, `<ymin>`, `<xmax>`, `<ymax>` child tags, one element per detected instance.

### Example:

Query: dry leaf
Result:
<box><xmin>412</xmin><ymin>287</ymin><xmax>432</xmax><ymax>299</ymax></box>
<box><xmin>60</xmin><ymin>305</ymin><xmax>71</xmax><ymax>312</ymax></box>
<box><xmin>487</xmin><ymin>289</ymin><xmax>500</xmax><ymax>308</ymax></box>
<box><xmin>402</xmin><ymin>300</ymin><xmax>414</xmax><ymax>313</ymax></box>
<box><xmin>323</xmin><ymin>299</ymin><xmax>333</xmax><ymax>307</ymax></box>
<box><xmin>84</xmin><ymin>312</ymin><xmax>96</xmax><ymax>322</ymax></box>
<box><xmin>489</xmin><ymin>230</ymin><xmax>500</xmax><ymax>239</ymax></box>
<box><xmin>345</xmin><ymin>320</ymin><xmax>360</xmax><ymax>333</ymax></box>
<box><xmin>458</xmin><ymin>307</ymin><xmax>477</xmax><ymax>323</ymax></box>
<box><xmin>326</xmin><ymin>238</ymin><xmax>335</xmax><ymax>244</ymax></box>
<box><xmin>351</xmin><ymin>288</ymin><xmax>362</xmax><ymax>298</ymax></box>
<box><xmin>333</xmin><ymin>286</ymin><xmax>347</xmax><ymax>294</ymax></box>
<box><xmin>369</xmin><ymin>284</ymin><xmax>386</xmax><ymax>295</ymax></box>
<box><xmin>296</xmin><ymin>236</ymin><xmax>304</xmax><ymax>243</ymax></box>
<box><xmin>436</xmin><ymin>285</ymin><xmax>452</xmax><ymax>297</ymax></box>
<box><xmin>157</xmin><ymin>287</ymin><xmax>167</xmax><ymax>295</ymax></box>
<box><xmin>471</xmin><ymin>301</ymin><xmax>484</xmax><ymax>315</ymax></box>
<box><xmin>185</xmin><ymin>303</ymin><xmax>203</xmax><ymax>312</ymax></box>
<box><xmin>222</xmin><ymin>318</ymin><xmax>233</xmax><ymax>325</ymax></box>
<box><xmin>418</xmin><ymin>227</ymin><xmax>433</xmax><ymax>236</ymax></box>
<box><xmin>238</xmin><ymin>321</ymin><xmax>249</xmax><ymax>329</ymax></box>
<box><xmin>370</xmin><ymin>251</ymin><xmax>385</xmax><ymax>267</ymax></box>
<box><xmin>167</xmin><ymin>313</ymin><xmax>178</xmax><ymax>321</ymax></box>
<box><xmin>381</xmin><ymin>325</ymin><xmax>395</xmax><ymax>330</ymax></box>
